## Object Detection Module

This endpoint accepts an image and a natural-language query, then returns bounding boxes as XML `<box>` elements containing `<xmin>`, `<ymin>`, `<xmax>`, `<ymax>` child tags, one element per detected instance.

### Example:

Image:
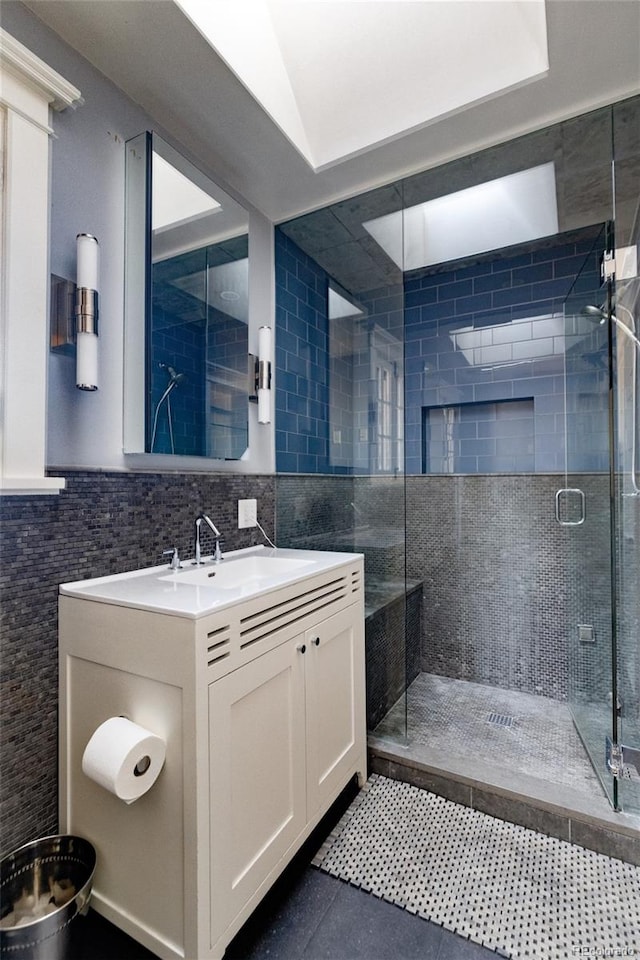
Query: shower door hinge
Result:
<box><xmin>601</xmin><ymin>250</ymin><xmax>616</xmax><ymax>281</ymax></box>
<box><xmin>606</xmin><ymin>736</ymin><xmax>640</xmax><ymax>780</ymax></box>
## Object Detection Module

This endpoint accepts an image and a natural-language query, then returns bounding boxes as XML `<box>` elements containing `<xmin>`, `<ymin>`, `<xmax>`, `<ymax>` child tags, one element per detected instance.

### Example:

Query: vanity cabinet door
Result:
<box><xmin>209</xmin><ymin>638</ymin><xmax>306</xmax><ymax>944</ymax></box>
<box><xmin>305</xmin><ymin>604</ymin><xmax>365</xmax><ymax>818</ymax></box>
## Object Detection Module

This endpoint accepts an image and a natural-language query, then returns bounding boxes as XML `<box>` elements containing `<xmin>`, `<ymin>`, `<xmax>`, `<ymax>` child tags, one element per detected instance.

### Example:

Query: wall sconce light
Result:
<box><xmin>248</xmin><ymin>325</ymin><xmax>272</xmax><ymax>424</ymax></box>
<box><xmin>75</xmin><ymin>233</ymin><xmax>99</xmax><ymax>391</ymax></box>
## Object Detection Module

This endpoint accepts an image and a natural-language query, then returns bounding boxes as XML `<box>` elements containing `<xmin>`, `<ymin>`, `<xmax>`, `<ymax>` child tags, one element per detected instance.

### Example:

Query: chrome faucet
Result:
<box><xmin>193</xmin><ymin>514</ymin><xmax>224</xmax><ymax>564</ymax></box>
<box><xmin>162</xmin><ymin>546</ymin><xmax>182</xmax><ymax>571</ymax></box>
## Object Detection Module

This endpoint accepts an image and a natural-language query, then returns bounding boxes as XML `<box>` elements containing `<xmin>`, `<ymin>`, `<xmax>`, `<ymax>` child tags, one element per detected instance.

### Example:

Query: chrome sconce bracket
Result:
<box><xmin>248</xmin><ymin>353</ymin><xmax>259</xmax><ymax>401</ymax></box>
<box><xmin>50</xmin><ymin>274</ymin><xmax>76</xmax><ymax>355</ymax></box>
<box><xmin>248</xmin><ymin>353</ymin><xmax>272</xmax><ymax>401</ymax></box>
<box><xmin>49</xmin><ymin>276</ymin><xmax>100</xmax><ymax>390</ymax></box>
<box><xmin>75</xmin><ymin>286</ymin><xmax>99</xmax><ymax>336</ymax></box>
<box><xmin>50</xmin><ymin>277</ymin><xmax>99</xmax><ymax>345</ymax></box>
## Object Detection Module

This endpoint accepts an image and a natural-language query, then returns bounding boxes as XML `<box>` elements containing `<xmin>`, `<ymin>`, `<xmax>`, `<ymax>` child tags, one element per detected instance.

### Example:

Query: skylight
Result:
<box><xmin>363</xmin><ymin>163</ymin><xmax>559</xmax><ymax>271</ymax></box>
<box><xmin>173</xmin><ymin>0</ymin><xmax>549</xmax><ymax>172</ymax></box>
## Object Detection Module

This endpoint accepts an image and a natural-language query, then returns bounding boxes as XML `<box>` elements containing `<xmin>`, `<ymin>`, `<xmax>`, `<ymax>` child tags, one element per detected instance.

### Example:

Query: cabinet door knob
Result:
<box><xmin>312</xmin><ymin>637</ymin><xmax>320</xmax><ymax>646</ymax></box>
<box><xmin>297</xmin><ymin>643</ymin><xmax>306</xmax><ymax>654</ymax></box>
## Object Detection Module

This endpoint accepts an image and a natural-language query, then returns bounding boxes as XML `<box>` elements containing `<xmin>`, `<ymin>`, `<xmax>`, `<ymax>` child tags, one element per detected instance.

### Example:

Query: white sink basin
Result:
<box><xmin>159</xmin><ymin>554</ymin><xmax>314</xmax><ymax>589</ymax></box>
<box><xmin>59</xmin><ymin>546</ymin><xmax>362</xmax><ymax>618</ymax></box>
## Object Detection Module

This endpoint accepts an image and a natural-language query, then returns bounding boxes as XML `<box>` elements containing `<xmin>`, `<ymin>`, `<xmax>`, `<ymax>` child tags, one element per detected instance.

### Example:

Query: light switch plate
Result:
<box><xmin>238</xmin><ymin>499</ymin><xmax>257</xmax><ymax>529</ymax></box>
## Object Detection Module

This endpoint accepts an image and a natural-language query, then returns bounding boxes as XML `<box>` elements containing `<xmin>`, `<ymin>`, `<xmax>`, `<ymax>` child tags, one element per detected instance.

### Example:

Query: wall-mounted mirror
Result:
<box><xmin>124</xmin><ymin>132</ymin><xmax>250</xmax><ymax>459</ymax></box>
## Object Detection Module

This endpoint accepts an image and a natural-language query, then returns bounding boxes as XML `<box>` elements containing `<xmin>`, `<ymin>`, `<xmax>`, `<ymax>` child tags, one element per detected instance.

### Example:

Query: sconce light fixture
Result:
<box><xmin>75</xmin><ymin>233</ymin><xmax>99</xmax><ymax>391</ymax></box>
<box><xmin>257</xmin><ymin>325</ymin><xmax>272</xmax><ymax>424</ymax></box>
<box><xmin>248</xmin><ymin>325</ymin><xmax>272</xmax><ymax>424</ymax></box>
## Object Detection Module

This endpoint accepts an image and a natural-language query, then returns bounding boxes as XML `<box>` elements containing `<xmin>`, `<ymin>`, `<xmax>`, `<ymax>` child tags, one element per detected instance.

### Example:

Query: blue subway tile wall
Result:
<box><xmin>151</xmin><ymin>310</ymin><xmax>249</xmax><ymax>460</ymax></box>
<box><xmin>150</xmin><ymin>236</ymin><xmax>249</xmax><ymax>459</ymax></box>
<box><xmin>404</xmin><ymin>227</ymin><xmax>608</xmax><ymax>475</ymax></box>
<box><xmin>276</xmin><ymin>226</ymin><xmax>608</xmax><ymax>476</ymax></box>
<box><xmin>275</xmin><ymin>229</ymin><xmax>345</xmax><ymax>473</ymax></box>
<box><xmin>328</xmin><ymin>313</ymin><xmax>356</xmax><ymax>468</ymax></box>
<box><xmin>206</xmin><ymin>310</ymin><xmax>249</xmax><ymax>459</ymax></box>
<box><xmin>354</xmin><ymin>286</ymin><xmax>404</xmax><ymax>474</ymax></box>
<box><xmin>151</xmin><ymin>316</ymin><xmax>206</xmax><ymax>456</ymax></box>
<box><xmin>423</xmin><ymin>399</ymin><xmax>536</xmax><ymax>474</ymax></box>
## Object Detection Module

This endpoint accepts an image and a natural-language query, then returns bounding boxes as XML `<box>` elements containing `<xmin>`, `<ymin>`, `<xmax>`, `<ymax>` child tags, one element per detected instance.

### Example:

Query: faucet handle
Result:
<box><xmin>213</xmin><ymin>536</ymin><xmax>225</xmax><ymax>563</ymax></box>
<box><xmin>162</xmin><ymin>547</ymin><xmax>181</xmax><ymax>571</ymax></box>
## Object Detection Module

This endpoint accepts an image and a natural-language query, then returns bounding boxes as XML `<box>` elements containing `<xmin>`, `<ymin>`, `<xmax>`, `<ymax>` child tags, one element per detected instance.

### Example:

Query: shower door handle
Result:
<box><xmin>555</xmin><ymin>488</ymin><xmax>586</xmax><ymax>526</ymax></box>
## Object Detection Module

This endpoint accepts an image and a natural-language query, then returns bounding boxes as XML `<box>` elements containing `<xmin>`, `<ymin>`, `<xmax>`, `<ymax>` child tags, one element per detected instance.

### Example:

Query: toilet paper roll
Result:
<box><xmin>82</xmin><ymin>717</ymin><xmax>166</xmax><ymax>804</ymax></box>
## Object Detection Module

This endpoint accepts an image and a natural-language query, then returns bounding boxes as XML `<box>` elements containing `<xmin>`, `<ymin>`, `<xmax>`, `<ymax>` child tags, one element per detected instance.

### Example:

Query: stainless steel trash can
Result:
<box><xmin>0</xmin><ymin>836</ymin><xmax>96</xmax><ymax>959</ymax></box>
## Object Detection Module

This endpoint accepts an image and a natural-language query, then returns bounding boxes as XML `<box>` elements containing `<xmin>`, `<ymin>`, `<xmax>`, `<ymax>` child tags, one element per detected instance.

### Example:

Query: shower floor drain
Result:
<box><xmin>313</xmin><ymin>775</ymin><xmax>640</xmax><ymax>960</ymax></box>
<box><xmin>487</xmin><ymin>712</ymin><xmax>515</xmax><ymax>728</ymax></box>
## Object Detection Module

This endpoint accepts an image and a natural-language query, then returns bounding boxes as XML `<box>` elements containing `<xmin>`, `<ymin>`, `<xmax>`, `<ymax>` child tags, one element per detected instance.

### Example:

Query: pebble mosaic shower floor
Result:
<box><xmin>313</xmin><ymin>776</ymin><xmax>640</xmax><ymax>960</ymax></box>
<box><xmin>374</xmin><ymin>673</ymin><xmax>603</xmax><ymax>797</ymax></box>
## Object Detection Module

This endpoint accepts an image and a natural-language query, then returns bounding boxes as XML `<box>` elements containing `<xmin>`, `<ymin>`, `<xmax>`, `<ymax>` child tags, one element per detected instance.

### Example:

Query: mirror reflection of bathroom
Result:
<box><xmin>125</xmin><ymin>132</ymin><xmax>250</xmax><ymax>460</ymax></box>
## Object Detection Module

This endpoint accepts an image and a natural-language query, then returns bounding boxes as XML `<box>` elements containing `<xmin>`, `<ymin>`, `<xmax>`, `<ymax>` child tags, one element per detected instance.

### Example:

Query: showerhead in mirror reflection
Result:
<box><xmin>150</xmin><ymin>363</ymin><xmax>187</xmax><ymax>455</ymax></box>
<box><xmin>159</xmin><ymin>363</ymin><xmax>186</xmax><ymax>388</ymax></box>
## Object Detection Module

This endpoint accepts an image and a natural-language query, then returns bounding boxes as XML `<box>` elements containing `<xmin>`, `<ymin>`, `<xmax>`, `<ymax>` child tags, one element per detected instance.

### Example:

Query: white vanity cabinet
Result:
<box><xmin>59</xmin><ymin>549</ymin><xmax>365</xmax><ymax>960</ymax></box>
<box><xmin>209</xmin><ymin>604</ymin><xmax>364</xmax><ymax>945</ymax></box>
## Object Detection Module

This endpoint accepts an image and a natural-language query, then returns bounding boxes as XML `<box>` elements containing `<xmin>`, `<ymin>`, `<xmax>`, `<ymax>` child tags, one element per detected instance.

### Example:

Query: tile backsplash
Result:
<box><xmin>0</xmin><ymin>470</ymin><xmax>274</xmax><ymax>856</ymax></box>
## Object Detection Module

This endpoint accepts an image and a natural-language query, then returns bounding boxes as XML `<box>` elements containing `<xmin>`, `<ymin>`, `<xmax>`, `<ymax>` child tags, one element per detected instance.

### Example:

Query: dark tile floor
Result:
<box><xmin>69</xmin><ymin>779</ymin><xmax>497</xmax><ymax>960</ymax></box>
<box><xmin>73</xmin><ymin>864</ymin><xmax>498</xmax><ymax>960</ymax></box>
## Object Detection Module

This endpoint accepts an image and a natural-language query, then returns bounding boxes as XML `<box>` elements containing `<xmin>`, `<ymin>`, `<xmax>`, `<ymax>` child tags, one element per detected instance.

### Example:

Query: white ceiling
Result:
<box><xmin>174</xmin><ymin>0</ymin><xmax>549</xmax><ymax>172</ymax></box>
<box><xmin>20</xmin><ymin>0</ymin><xmax>640</xmax><ymax>223</ymax></box>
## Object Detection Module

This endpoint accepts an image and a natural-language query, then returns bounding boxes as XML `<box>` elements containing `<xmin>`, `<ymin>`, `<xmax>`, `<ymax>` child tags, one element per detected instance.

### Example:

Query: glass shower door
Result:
<box><xmin>611</xmin><ymin>96</ymin><xmax>640</xmax><ymax>815</ymax></box>
<box><xmin>561</xmin><ymin>225</ymin><xmax>617</xmax><ymax>808</ymax></box>
<box><xmin>273</xmin><ymin>174</ymin><xmax>409</xmax><ymax>745</ymax></box>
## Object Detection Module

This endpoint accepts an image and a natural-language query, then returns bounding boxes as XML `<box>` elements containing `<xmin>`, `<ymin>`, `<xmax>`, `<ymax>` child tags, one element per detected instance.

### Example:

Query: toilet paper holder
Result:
<box><xmin>82</xmin><ymin>716</ymin><xmax>166</xmax><ymax>804</ymax></box>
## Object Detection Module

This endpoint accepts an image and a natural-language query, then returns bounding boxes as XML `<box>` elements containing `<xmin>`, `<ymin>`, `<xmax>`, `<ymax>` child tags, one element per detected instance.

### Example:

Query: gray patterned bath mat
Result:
<box><xmin>312</xmin><ymin>775</ymin><xmax>640</xmax><ymax>959</ymax></box>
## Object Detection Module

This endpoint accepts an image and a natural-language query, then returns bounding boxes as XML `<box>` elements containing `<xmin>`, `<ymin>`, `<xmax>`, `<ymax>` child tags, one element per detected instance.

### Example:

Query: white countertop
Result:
<box><xmin>59</xmin><ymin>545</ymin><xmax>363</xmax><ymax>619</ymax></box>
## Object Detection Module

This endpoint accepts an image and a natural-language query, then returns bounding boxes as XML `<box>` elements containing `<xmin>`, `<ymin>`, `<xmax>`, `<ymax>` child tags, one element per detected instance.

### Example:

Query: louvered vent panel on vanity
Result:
<box><xmin>207</xmin><ymin>624</ymin><xmax>231</xmax><ymax>666</ymax></box>
<box><xmin>351</xmin><ymin>568</ymin><xmax>362</xmax><ymax>595</ymax></box>
<box><xmin>239</xmin><ymin>575</ymin><xmax>350</xmax><ymax>650</ymax></box>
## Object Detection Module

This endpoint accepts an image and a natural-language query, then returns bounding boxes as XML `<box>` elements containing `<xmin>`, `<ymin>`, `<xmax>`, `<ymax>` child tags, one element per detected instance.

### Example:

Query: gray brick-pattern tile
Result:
<box><xmin>364</xmin><ymin>583</ymin><xmax>422</xmax><ymax>729</ymax></box>
<box><xmin>405</xmin><ymin>473</ymin><xmax>599</xmax><ymax>700</ymax></box>
<box><xmin>275</xmin><ymin>475</ymin><xmax>421</xmax><ymax>730</ymax></box>
<box><xmin>0</xmin><ymin>470</ymin><xmax>275</xmax><ymax>856</ymax></box>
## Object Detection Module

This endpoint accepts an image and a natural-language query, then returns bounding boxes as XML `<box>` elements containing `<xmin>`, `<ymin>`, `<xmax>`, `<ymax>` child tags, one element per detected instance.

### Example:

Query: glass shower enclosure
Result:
<box><xmin>274</xmin><ymin>96</ymin><xmax>640</xmax><ymax>815</ymax></box>
<box><xmin>611</xmin><ymin>99</ymin><xmax>640</xmax><ymax>813</ymax></box>
<box><xmin>563</xmin><ymin>100</ymin><xmax>640</xmax><ymax>814</ymax></box>
<box><xmin>561</xmin><ymin>224</ymin><xmax>617</xmax><ymax>808</ymax></box>
<box><xmin>273</xmin><ymin>184</ymin><xmax>410</xmax><ymax>741</ymax></box>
